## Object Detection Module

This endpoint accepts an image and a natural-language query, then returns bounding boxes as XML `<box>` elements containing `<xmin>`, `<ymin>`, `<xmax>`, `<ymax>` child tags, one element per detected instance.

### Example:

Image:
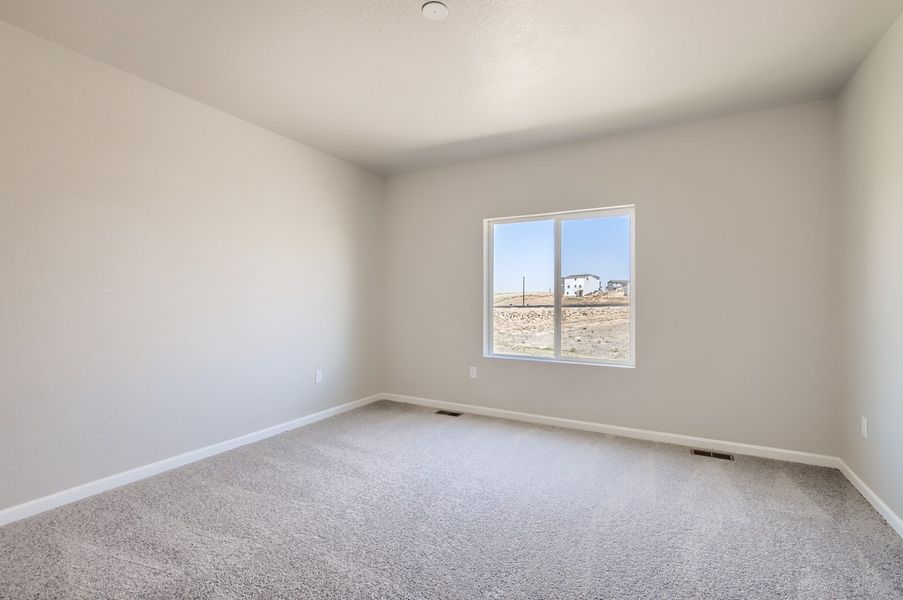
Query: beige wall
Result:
<box><xmin>385</xmin><ymin>100</ymin><xmax>843</xmax><ymax>456</ymax></box>
<box><xmin>0</xmin><ymin>22</ymin><xmax>385</xmax><ymax>510</ymax></box>
<box><xmin>838</xmin><ymin>13</ymin><xmax>903</xmax><ymax>519</ymax></box>
<box><xmin>4</xmin><ymin>12</ymin><xmax>894</xmax><ymax>519</ymax></box>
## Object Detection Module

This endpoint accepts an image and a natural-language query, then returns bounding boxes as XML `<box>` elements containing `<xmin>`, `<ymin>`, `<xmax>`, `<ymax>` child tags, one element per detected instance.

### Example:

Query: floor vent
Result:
<box><xmin>691</xmin><ymin>449</ymin><xmax>734</xmax><ymax>461</ymax></box>
<box><xmin>435</xmin><ymin>410</ymin><xmax>462</xmax><ymax>417</ymax></box>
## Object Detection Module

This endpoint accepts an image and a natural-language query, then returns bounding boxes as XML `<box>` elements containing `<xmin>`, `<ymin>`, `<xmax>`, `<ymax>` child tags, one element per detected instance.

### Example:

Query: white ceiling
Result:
<box><xmin>1</xmin><ymin>1</ymin><xmax>901</xmax><ymax>174</ymax></box>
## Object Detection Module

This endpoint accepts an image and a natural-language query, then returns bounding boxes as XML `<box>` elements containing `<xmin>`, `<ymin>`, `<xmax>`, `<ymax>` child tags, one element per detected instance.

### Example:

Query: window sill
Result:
<box><xmin>483</xmin><ymin>353</ymin><xmax>635</xmax><ymax>369</ymax></box>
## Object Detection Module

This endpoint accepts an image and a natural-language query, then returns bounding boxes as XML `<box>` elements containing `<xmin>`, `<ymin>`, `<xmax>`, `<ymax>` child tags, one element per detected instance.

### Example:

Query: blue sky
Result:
<box><xmin>493</xmin><ymin>215</ymin><xmax>630</xmax><ymax>293</ymax></box>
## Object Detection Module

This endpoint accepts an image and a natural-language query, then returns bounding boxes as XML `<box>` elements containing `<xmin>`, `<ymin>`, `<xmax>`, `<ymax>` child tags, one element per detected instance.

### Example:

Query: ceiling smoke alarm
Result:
<box><xmin>422</xmin><ymin>1</ymin><xmax>448</xmax><ymax>21</ymax></box>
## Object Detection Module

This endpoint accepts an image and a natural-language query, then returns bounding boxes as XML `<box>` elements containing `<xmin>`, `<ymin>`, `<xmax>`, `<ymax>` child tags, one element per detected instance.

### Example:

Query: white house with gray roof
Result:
<box><xmin>561</xmin><ymin>274</ymin><xmax>601</xmax><ymax>297</ymax></box>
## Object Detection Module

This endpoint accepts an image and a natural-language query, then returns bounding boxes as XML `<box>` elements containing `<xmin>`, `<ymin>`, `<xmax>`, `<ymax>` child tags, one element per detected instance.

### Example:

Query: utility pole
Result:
<box><xmin>522</xmin><ymin>276</ymin><xmax>525</xmax><ymax>307</ymax></box>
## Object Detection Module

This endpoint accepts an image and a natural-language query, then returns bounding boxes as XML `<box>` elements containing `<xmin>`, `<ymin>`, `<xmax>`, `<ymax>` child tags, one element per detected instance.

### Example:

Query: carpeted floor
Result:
<box><xmin>1</xmin><ymin>400</ymin><xmax>901</xmax><ymax>599</ymax></box>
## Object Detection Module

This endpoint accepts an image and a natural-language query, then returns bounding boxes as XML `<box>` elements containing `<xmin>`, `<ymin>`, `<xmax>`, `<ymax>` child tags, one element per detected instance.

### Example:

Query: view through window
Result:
<box><xmin>486</xmin><ymin>206</ymin><xmax>634</xmax><ymax>365</ymax></box>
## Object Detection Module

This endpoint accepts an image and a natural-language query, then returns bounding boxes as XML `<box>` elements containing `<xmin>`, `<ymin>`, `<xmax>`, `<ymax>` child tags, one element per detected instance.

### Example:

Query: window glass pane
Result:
<box><xmin>492</xmin><ymin>219</ymin><xmax>554</xmax><ymax>357</ymax></box>
<box><xmin>560</xmin><ymin>214</ymin><xmax>631</xmax><ymax>361</ymax></box>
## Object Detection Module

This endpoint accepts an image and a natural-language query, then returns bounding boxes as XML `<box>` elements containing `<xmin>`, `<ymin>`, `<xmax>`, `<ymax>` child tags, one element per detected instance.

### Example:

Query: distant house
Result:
<box><xmin>562</xmin><ymin>274</ymin><xmax>601</xmax><ymax>298</ymax></box>
<box><xmin>607</xmin><ymin>280</ymin><xmax>630</xmax><ymax>295</ymax></box>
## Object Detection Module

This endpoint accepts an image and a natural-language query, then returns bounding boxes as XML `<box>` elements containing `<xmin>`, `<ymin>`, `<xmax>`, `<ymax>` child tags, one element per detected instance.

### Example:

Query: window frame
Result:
<box><xmin>483</xmin><ymin>205</ymin><xmax>636</xmax><ymax>368</ymax></box>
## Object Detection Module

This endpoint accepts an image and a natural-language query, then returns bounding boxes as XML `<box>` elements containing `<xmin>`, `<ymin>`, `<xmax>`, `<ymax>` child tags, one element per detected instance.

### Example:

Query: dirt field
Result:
<box><xmin>492</xmin><ymin>291</ymin><xmax>630</xmax><ymax>360</ymax></box>
<box><xmin>494</xmin><ymin>291</ymin><xmax>629</xmax><ymax>307</ymax></box>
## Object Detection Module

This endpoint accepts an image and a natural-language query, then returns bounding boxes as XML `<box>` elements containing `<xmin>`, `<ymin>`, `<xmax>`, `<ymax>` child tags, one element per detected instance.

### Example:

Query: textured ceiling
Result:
<box><xmin>1</xmin><ymin>0</ymin><xmax>901</xmax><ymax>174</ymax></box>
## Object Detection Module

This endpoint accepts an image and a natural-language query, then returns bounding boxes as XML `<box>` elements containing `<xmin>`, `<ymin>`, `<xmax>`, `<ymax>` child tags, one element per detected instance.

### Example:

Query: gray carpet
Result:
<box><xmin>1</xmin><ymin>400</ymin><xmax>901</xmax><ymax>599</ymax></box>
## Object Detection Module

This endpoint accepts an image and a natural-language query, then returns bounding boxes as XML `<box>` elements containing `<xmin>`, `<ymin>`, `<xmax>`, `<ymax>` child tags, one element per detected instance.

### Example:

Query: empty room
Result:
<box><xmin>1</xmin><ymin>1</ymin><xmax>902</xmax><ymax>598</ymax></box>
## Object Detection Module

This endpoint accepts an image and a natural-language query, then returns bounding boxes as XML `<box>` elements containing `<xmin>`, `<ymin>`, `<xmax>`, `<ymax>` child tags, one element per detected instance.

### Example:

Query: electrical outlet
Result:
<box><xmin>861</xmin><ymin>416</ymin><xmax>868</xmax><ymax>439</ymax></box>
<box><xmin>468</xmin><ymin>366</ymin><xmax>477</xmax><ymax>379</ymax></box>
<box><xmin>315</xmin><ymin>369</ymin><xmax>323</xmax><ymax>384</ymax></box>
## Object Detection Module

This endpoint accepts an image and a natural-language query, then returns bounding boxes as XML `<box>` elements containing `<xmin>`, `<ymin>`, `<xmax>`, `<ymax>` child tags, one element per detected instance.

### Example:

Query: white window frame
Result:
<box><xmin>483</xmin><ymin>205</ymin><xmax>636</xmax><ymax>368</ymax></box>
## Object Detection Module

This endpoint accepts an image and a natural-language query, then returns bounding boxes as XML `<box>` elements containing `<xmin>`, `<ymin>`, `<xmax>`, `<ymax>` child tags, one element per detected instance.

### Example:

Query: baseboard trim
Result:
<box><xmin>838</xmin><ymin>459</ymin><xmax>903</xmax><ymax>538</ymax></box>
<box><xmin>383</xmin><ymin>393</ymin><xmax>903</xmax><ymax>539</ymax></box>
<box><xmin>4</xmin><ymin>392</ymin><xmax>900</xmax><ymax>541</ymax></box>
<box><xmin>0</xmin><ymin>394</ymin><xmax>382</xmax><ymax>527</ymax></box>
<box><xmin>382</xmin><ymin>393</ymin><xmax>840</xmax><ymax>467</ymax></box>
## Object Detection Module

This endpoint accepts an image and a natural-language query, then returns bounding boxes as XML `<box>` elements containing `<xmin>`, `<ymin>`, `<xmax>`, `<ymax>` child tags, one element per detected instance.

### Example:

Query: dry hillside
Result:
<box><xmin>492</xmin><ymin>290</ymin><xmax>630</xmax><ymax>360</ymax></box>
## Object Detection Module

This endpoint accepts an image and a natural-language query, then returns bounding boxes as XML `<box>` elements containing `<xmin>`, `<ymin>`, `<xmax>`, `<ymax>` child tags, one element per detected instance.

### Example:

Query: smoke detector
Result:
<box><xmin>422</xmin><ymin>1</ymin><xmax>448</xmax><ymax>21</ymax></box>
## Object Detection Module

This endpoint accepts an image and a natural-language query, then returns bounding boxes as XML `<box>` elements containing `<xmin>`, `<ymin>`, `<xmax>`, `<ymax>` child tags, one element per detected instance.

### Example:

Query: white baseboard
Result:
<box><xmin>383</xmin><ymin>393</ymin><xmax>903</xmax><ymax>539</ymax></box>
<box><xmin>0</xmin><ymin>395</ymin><xmax>382</xmax><ymax>527</ymax></box>
<box><xmin>382</xmin><ymin>393</ymin><xmax>841</xmax><ymax>467</ymax></box>
<box><xmin>4</xmin><ymin>392</ymin><xmax>900</xmax><ymax>542</ymax></box>
<box><xmin>838</xmin><ymin>459</ymin><xmax>903</xmax><ymax>538</ymax></box>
